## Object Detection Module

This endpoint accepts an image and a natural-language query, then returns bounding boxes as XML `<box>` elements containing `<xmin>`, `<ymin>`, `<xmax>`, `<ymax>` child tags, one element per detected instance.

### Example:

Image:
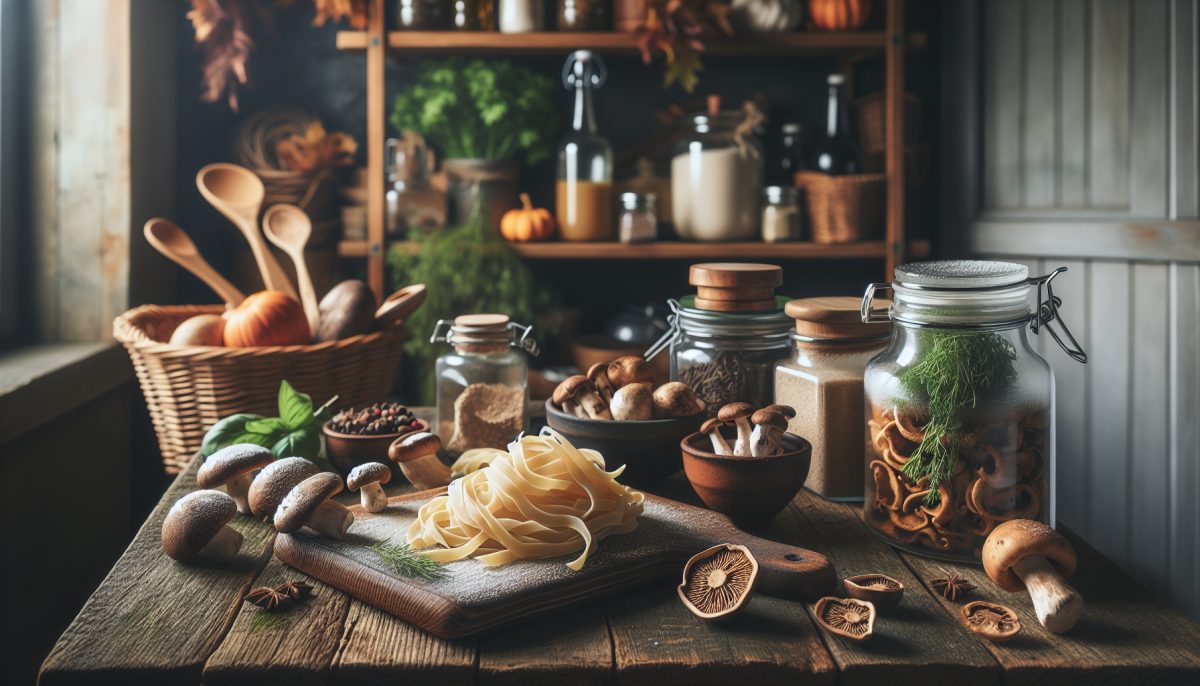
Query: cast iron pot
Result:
<box><xmin>544</xmin><ymin>399</ymin><xmax>705</xmax><ymax>488</ymax></box>
<box><xmin>681</xmin><ymin>429</ymin><xmax>812</xmax><ymax>528</ymax></box>
<box><xmin>323</xmin><ymin>418</ymin><xmax>430</xmax><ymax>482</ymax></box>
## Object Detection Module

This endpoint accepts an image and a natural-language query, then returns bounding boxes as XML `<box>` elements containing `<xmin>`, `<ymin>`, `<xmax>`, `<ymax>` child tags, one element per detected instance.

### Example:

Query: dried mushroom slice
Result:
<box><xmin>843</xmin><ymin>574</ymin><xmax>904</xmax><ymax>610</ymax></box>
<box><xmin>814</xmin><ymin>597</ymin><xmax>876</xmax><ymax>642</ymax></box>
<box><xmin>961</xmin><ymin>601</ymin><xmax>1021</xmax><ymax>642</ymax></box>
<box><xmin>676</xmin><ymin>543</ymin><xmax>759</xmax><ymax>622</ymax></box>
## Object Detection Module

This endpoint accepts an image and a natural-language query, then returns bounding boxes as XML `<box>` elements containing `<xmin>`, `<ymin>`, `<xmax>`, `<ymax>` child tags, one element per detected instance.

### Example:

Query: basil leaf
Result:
<box><xmin>201</xmin><ymin>413</ymin><xmax>263</xmax><ymax>456</ymax></box>
<box><xmin>228</xmin><ymin>431</ymin><xmax>278</xmax><ymax>452</ymax></box>
<box><xmin>278</xmin><ymin>380</ymin><xmax>314</xmax><ymax>430</ymax></box>
<box><xmin>272</xmin><ymin>426</ymin><xmax>322</xmax><ymax>460</ymax></box>
<box><xmin>245</xmin><ymin>417</ymin><xmax>288</xmax><ymax>436</ymax></box>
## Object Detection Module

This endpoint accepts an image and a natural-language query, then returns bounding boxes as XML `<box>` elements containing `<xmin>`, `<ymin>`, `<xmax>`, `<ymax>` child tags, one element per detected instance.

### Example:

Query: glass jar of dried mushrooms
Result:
<box><xmin>859</xmin><ymin>260</ymin><xmax>1087</xmax><ymax>561</ymax></box>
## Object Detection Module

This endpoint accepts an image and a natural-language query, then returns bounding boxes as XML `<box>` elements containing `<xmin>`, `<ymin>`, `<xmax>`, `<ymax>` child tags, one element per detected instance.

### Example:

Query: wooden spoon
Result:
<box><xmin>375</xmin><ymin>284</ymin><xmax>427</xmax><ymax>326</ymax></box>
<box><xmin>196</xmin><ymin>163</ymin><xmax>297</xmax><ymax>299</ymax></box>
<box><xmin>143</xmin><ymin>218</ymin><xmax>245</xmax><ymax>308</ymax></box>
<box><xmin>263</xmin><ymin>204</ymin><xmax>320</xmax><ymax>335</ymax></box>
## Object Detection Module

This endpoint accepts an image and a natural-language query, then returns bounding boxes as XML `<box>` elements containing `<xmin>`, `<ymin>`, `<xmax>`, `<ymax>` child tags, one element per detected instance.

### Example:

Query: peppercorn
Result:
<box><xmin>328</xmin><ymin>401</ymin><xmax>416</xmax><ymax>436</ymax></box>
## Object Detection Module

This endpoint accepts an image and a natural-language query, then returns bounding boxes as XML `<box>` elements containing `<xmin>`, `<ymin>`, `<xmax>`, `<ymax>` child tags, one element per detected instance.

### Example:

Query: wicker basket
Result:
<box><xmin>114</xmin><ymin>305</ymin><xmax>406</xmax><ymax>473</ymax></box>
<box><xmin>796</xmin><ymin>171</ymin><xmax>886</xmax><ymax>244</ymax></box>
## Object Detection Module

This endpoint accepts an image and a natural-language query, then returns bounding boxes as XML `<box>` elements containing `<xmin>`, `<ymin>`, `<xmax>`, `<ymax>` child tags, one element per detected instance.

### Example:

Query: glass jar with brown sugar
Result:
<box><xmin>774</xmin><ymin>297</ymin><xmax>890</xmax><ymax>501</ymax></box>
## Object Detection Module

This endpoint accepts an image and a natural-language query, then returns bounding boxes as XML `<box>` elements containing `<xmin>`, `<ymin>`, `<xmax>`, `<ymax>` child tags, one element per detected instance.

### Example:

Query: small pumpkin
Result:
<box><xmin>223</xmin><ymin>291</ymin><xmax>311</xmax><ymax>347</ymax></box>
<box><xmin>500</xmin><ymin>193</ymin><xmax>556</xmax><ymax>242</ymax></box>
<box><xmin>809</xmin><ymin>0</ymin><xmax>871</xmax><ymax>31</ymax></box>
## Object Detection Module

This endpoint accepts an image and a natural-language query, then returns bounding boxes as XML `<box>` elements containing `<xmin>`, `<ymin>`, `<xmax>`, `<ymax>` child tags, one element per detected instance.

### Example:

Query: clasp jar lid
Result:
<box><xmin>430</xmin><ymin>314</ymin><xmax>539</xmax><ymax>356</ymax></box>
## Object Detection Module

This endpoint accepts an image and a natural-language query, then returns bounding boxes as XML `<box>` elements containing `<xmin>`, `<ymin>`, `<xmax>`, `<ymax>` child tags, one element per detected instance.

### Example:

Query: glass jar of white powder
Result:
<box><xmin>670</xmin><ymin>101</ymin><xmax>764</xmax><ymax>241</ymax></box>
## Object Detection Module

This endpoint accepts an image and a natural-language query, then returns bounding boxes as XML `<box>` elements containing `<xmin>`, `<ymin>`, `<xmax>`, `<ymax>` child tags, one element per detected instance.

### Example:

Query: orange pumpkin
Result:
<box><xmin>500</xmin><ymin>193</ymin><xmax>556</xmax><ymax>242</ymax></box>
<box><xmin>809</xmin><ymin>0</ymin><xmax>871</xmax><ymax>31</ymax></box>
<box><xmin>223</xmin><ymin>291</ymin><xmax>311</xmax><ymax>347</ymax></box>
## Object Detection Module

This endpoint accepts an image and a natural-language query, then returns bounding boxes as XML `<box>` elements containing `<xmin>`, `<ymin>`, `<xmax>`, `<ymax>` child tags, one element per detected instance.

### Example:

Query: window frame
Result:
<box><xmin>0</xmin><ymin>0</ymin><xmax>21</xmax><ymax>344</ymax></box>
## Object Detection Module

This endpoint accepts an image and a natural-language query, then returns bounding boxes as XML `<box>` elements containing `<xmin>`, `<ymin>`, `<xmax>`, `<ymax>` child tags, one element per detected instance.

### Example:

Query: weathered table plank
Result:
<box><xmin>476</xmin><ymin>605</ymin><xmax>612</xmax><ymax>686</ymax></box>
<box><xmin>329</xmin><ymin>601</ymin><xmax>476</xmax><ymax>686</ymax></box>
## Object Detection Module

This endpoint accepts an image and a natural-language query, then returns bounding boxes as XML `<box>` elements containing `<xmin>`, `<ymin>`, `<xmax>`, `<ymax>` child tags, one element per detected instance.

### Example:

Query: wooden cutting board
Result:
<box><xmin>274</xmin><ymin>489</ymin><xmax>837</xmax><ymax>638</ymax></box>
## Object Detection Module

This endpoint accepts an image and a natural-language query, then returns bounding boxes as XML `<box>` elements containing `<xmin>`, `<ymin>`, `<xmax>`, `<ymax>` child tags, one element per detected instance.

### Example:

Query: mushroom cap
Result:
<box><xmin>652</xmin><ymin>382</ymin><xmax>706</xmax><ymax>417</ymax></box>
<box><xmin>607</xmin><ymin>355</ymin><xmax>654</xmax><ymax>388</ymax></box>
<box><xmin>161</xmin><ymin>490</ymin><xmax>238</xmax><ymax>561</ymax></box>
<box><xmin>197</xmin><ymin>444</ymin><xmax>275</xmax><ymax>489</ymax></box>
<box><xmin>700</xmin><ymin>417</ymin><xmax>725</xmax><ymax>434</ymax></box>
<box><xmin>843</xmin><ymin>574</ymin><xmax>905</xmax><ymax>610</ymax></box>
<box><xmin>389</xmin><ymin>431</ymin><xmax>443</xmax><ymax>464</ymax></box>
<box><xmin>961</xmin><ymin>600</ymin><xmax>1021</xmax><ymax>642</ymax></box>
<box><xmin>762</xmin><ymin>404</ymin><xmax>797</xmax><ymax>419</ymax></box>
<box><xmin>750</xmin><ymin>408</ymin><xmax>789</xmax><ymax>431</ymax></box>
<box><xmin>814</xmin><ymin>596</ymin><xmax>876</xmax><ymax>642</ymax></box>
<box><xmin>586</xmin><ymin>362</ymin><xmax>614</xmax><ymax>389</ymax></box>
<box><xmin>982</xmin><ymin>519</ymin><xmax>1077</xmax><ymax>592</ymax></box>
<box><xmin>552</xmin><ymin>375</ymin><xmax>592</xmax><ymax>405</ymax></box>
<box><xmin>676</xmin><ymin>543</ymin><xmax>759</xmax><ymax>621</ymax></box>
<box><xmin>274</xmin><ymin>472</ymin><xmax>345</xmax><ymax>533</ymax></box>
<box><xmin>247</xmin><ymin>457</ymin><xmax>320</xmax><ymax>521</ymax></box>
<box><xmin>346</xmin><ymin>462</ymin><xmax>392</xmax><ymax>490</ymax></box>
<box><xmin>717</xmin><ymin>402</ymin><xmax>755</xmax><ymax>423</ymax></box>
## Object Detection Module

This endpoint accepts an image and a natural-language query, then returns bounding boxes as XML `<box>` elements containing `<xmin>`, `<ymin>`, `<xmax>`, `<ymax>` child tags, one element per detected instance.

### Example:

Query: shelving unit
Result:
<box><xmin>341</xmin><ymin>0</ymin><xmax>911</xmax><ymax>300</ymax></box>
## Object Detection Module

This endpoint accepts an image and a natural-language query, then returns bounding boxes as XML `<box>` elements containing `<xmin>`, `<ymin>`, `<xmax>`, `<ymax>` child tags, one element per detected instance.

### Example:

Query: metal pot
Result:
<box><xmin>443</xmin><ymin>158</ymin><xmax>520</xmax><ymax>230</ymax></box>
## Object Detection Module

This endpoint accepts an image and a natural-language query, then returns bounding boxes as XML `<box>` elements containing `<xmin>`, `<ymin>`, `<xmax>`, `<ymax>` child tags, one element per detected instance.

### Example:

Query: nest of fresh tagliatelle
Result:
<box><xmin>406</xmin><ymin>429</ymin><xmax>645</xmax><ymax>571</ymax></box>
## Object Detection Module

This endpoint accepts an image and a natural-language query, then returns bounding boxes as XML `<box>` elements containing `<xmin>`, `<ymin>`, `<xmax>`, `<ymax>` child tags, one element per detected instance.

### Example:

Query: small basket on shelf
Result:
<box><xmin>795</xmin><ymin>171</ymin><xmax>885</xmax><ymax>244</ymax></box>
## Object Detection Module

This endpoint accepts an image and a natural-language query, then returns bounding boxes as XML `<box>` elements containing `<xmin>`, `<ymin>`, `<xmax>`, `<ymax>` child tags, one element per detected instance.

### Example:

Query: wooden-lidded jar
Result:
<box><xmin>689</xmin><ymin>263</ymin><xmax>784</xmax><ymax>312</ymax></box>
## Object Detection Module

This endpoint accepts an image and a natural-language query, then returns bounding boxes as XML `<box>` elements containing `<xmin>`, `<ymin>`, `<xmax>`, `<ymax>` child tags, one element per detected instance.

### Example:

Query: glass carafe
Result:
<box><xmin>556</xmin><ymin>51</ymin><xmax>614</xmax><ymax>241</ymax></box>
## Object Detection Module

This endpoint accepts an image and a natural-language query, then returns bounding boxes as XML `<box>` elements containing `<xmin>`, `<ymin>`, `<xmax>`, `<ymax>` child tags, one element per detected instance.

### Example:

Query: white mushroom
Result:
<box><xmin>611</xmin><ymin>383</ymin><xmax>653</xmax><ymax>421</ymax></box>
<box><xmin>750</xmin><ymin>408</ymin><xmax>790</xmax><ymax>457</ymax></box>
<box><xmin>717</xmin><ymin>402</ymin><xmax>755</xmax><ymax>456</ymax></box>
<box><xmin>552</xmin><ymin>375</ymin><xmax>611</xmax><ymax>420</ymax></box>
<box><xmin>652</xmin><ymin>382</ymin><xmax>706</xmax><ymax>418</ymax></box>
<box><xmin>700</xmin><ymin>417</ymin><xmax>732</xmax><ymax>456</ymax></box>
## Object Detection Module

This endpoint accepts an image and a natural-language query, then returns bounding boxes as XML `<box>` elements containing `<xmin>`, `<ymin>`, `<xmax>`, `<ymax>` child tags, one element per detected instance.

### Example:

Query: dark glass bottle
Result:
<box><xmin>811</xmin><ymin>74</ymin><xmax>862</xmax><ymax>175</ymax></box>
<box><xmin>770</xmin><ymin>122</ymin><xmax>806</xmax><ymax>185</ymax></box>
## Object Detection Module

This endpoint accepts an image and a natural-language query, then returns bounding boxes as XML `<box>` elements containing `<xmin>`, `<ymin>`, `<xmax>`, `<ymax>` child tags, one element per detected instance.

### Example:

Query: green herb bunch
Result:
<box><xmin>201</xmin><ymin>381</ymin><xmax>336</xmax><ymax>461</ymax></box>
<box><xmin>897</xmin><ymin>331</ymin><xmax>1018</xmax><ymax>504</ymax></box>
<box><xmin>371</xmin><ymin>541</ymin><xmax>447</xmax><ymax>580</ymax></box>
<box><xmin>390</xmin><ymin>59</ymin><xmax>558</xmax><ymax>163</ymax></box>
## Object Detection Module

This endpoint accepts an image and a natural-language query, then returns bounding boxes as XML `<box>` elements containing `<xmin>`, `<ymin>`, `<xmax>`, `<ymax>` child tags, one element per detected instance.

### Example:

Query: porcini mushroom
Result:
<box><xmin>607</xmin><ymin>355</ymin><xmax>654</xmax><ymax>389</ymax></box>
<box><xmin>247</xmin><ymin>457</ymin><xmax>320</xmax><ymax>522</ymax></box>
<box><xmin>982</xmin><ymin>519</ymin><xmax>1082</xmax><ymax>633</ymax></box>
<box><xmin>274</xmin><ymin>472</ymin><xmax>355</xmax><ymax>539</ymax></box>
<box><xmin>389</xmin><ymin>431</ymin><xmax>452</xmax><ymax>490</ymax></box>
<box><xmin>717</xmin><ymin>402</ymin><xmax>755</xmax><ymax>456</ymax></box>
<box><xmin>814</xmin><ymin>597</ymin><xmax>876</xmax><ymax>642</ymax></box>
<box><xmin>676</xmin><ymin>543</ymin><xmax>759</xmax><ymax>621</ymax></box>
<box><xmin>161</xmin><ymin>490</ymin><xmax>243</xmax><ymax>563</ymax></box>
<box><xmin>843</xmin><ymin>574</ymin><xmax>905</xmax><ymax>610</ymax></box>
<box><xmin>552</xmin><ymin>375</ymin><xmax>611</xmax><ymax>420</ymax></box>
<box><xmin>961</xmin><ymin>600</ymin><xmax>1021</xmax><ymax>642</ymax></box>
<box><xmin>761</xmin><ymin>404</ymin><xmax>797</xmax><ymax>420</ymax></box>
<box><xmin>700</xmin><ymin>417</ymin><xmax>732</xmax><ymax>456</ymax></box>
<box><xmin>652</xmin><ymin>382</ymin><xmax>706</xmax><ymax>418</ymax></box>
<box><xmin>197</xmin><ymin>444</ymin><xmax>274</xmax><ymax>515</ymax></box>
<box><xmin>586</xmin><ymin>362</ymin><xmax>616</xmax><ymax>405</ymax></box>
<box><xmin>610</xmin><ymin>382</ymin><xmax>653</xmax><ymax>421</ymax></box>
<box><xmin>749</xmin><ymin>407</ymin><xmax>790</xmax><ymax>457</ymax></box>
<box><xmin>346</xmin><ymin>462</ymin><xmax>392</xmax><ymax>513</ymax></box>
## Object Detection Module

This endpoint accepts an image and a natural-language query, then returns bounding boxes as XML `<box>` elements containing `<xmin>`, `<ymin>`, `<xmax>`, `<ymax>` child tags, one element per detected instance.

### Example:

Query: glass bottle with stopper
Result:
<box><xmin>811</xmin><ymin>74</ymin><xmax>862</xmax><ymax>175</ymax></box>
<box><xmin>556</xmin><ymin>50</ymin><xmax>613</xmax><ymax>242</ymax></box>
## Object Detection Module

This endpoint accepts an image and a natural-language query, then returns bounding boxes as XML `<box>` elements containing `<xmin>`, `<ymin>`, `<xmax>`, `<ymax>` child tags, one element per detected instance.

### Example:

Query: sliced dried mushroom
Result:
<box><xmin>843</xmin><ymin>574</ymin><xmax>904</xmax><ymax>610</ymax></box>
<box><xmin>814</xmin><ymin>597</ymin><xmax>876</xmax><ymax>642</ymax></box>
<box><xmin>676</xmin><ymin>543</ymin><xmax>759</xmax><ymax>622</ymax></box>
<box><xmin>961</xmin><ymin>600</ymin><xmax>1021</xmax><ymax>642</ymax></box>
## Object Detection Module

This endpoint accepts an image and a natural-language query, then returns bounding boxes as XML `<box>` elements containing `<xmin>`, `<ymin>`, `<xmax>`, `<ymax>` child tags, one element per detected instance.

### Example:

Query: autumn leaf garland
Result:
<box><xmin>636</xmin><ymin>0</ymin><xmax>733</xmax><ymax>92</ymax></box>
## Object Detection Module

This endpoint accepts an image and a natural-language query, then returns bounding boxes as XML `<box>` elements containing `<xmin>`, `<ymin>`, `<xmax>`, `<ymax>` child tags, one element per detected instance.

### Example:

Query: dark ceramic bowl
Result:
<box><xmin>681</xmin><ymin>429</ymin><xmax>812</xmax><ymax>528</ymax></box>
<box><xmin>323</xmin><ymin>418</ymin><xmax>429</xmax><ymax>481</ymax></box>
<box><xmin>544</xmin><ymin>399</ymin><xmax>705</xmax><ymax>488</ymax></box>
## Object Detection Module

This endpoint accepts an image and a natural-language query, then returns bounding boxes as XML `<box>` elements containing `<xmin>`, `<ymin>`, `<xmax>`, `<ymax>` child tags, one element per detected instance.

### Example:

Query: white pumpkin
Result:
<box><xmin>731</xmin><ymin>0</ymin><xmax>803</xmax><ymax>32</ymax></box>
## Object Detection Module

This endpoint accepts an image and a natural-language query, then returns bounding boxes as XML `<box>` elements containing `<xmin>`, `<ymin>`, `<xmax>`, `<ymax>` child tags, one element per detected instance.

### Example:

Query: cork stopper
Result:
<box><xmin>450</xmin><ymin>314</ymin><xmax>511</xmax><ymax>353</ymax></box>
<box><xmin>785</xmin><ymin>296</ymin><xmax>891</xmax><ymax>340</ymax></box>
<box><xmin>688</xmin><ymin>263</ymin><xmax>783</xmax><ymax>312</ymax></box>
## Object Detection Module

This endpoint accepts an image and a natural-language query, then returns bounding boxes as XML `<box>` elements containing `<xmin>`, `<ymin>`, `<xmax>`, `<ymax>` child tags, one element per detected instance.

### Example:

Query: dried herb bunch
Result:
<box><xmin>636</xmin><ymin>0</ymin><xmax>734</xmax><ymax>92</ymax></box>
<box><xmin>371</xmin><ymin>541</ymin><xmax>447</xmax><ymax>580</ymax></box>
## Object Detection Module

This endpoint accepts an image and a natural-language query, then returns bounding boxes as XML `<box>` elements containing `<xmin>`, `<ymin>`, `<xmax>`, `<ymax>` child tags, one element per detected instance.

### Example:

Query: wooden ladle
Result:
<box><xmin>375</xmin><ymin>284</ymin><xmax>428</xmax><ymax>326</ymax></box>
<box><xmin>196</xmin><ymin>163</ymin><xmax>297</xmax><ymax>299</ymax></box>
<box><xmin>143</xmin><ymin>218</ymin><xmax>245</xmax><ymax>308</ymax></box>
<box><xmin>263</xmin><ymin>204</ymin><xmax>321</xmax><ymax>335</ymax></box>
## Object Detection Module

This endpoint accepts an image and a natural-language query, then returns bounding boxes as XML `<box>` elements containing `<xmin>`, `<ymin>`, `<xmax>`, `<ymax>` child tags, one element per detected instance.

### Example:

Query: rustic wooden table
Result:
<box><xmin>40</xmin><ymin>446</ymin><xmax>1200</xmax><ymax>685</ymax></box>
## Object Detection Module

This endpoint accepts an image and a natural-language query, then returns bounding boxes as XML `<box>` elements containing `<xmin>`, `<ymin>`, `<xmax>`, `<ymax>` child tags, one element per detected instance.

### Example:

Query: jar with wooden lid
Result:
<box><xmin>431</xmin><ymin>314</ymin><xmax>539</xmax><ymax>454</ymax></box>
<box><xmin>645</xmin><ymin>263</ymin><xmax>792</xmax><ymax>410</ymax></box>
<box><xmin>775</xmin><ymin>297</ymin><xmax>890</xmax><ymax>501</ymax></box>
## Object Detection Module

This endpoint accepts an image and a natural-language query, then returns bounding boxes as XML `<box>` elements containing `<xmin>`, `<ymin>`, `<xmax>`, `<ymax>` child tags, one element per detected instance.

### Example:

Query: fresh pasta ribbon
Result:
<box><xmin>407</xmin><ymin>428</ymin><xmax>644</xmax><ymax>571</ymax></box>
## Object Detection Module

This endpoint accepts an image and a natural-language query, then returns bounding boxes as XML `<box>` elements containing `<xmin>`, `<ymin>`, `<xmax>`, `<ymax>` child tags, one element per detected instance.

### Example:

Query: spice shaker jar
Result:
<box><xmin>775</xmin><ymin>297</ymin><xmax>890</xmax><ymax>501</ymax></box>
<box><xmin>860</xmin><ymin>260</ymin><xmax>1087</xmax><ymax>561</ymax></box>
<box><xmin>761</xmin><ymin>185</ymin><xmax>801</xmax><ymax>242</ymax></box>
<box><xmin>431</xmin><ymin>314</ymin><xmax>539</xmax><ymax>454</ymax></box>
<box><xmin>618</xmin><ymin>192</ymin><xmax>657</xmax><ymax>244</ymax></box>
<box><xmin>645</xmin><ymin>264</ymin><xmax>792</xmax><ymax>410</ymax></box>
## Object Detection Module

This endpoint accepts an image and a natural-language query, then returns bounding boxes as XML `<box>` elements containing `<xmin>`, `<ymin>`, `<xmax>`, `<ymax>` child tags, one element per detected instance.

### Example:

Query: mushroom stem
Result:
<box><xmin>305</xmin><ymin>500</ymin><xmax>354</xmax><ymax>540</ymax></box>
<box><xmin>1011</xmin><ymin>555</ymin><xmax>1083</xmax><ymax>633</ymax></box>
<box><xmin>560</xmin><ymin>399</ymin><xmax>582</xmax><ymax>417</ymax></box>
<box><xmin>733</xmin><ymin>418</ymin><xmax>753</xmax><ymax>457</ymax></box>
<box><xmin>359</xmin><ymin>482</ymin><xmax>389</xmax><ymax>513</ymax></box>
<box><xmin>398</xmin><ymin>454</ymin><xmax>453</xmax><ymax>490</ymax></box>
<box><xmin>749</xmin><ymin>425</ymin><xmax>782</xmax><ymax>457</ymax></box>
<box><xmin>224</xmin><ymin>471</ymin><xmax>255</xmax><ymax>515</ymax></box>
<box><xmin>203</xmin><ymin>525</ymin><xmax>244</xmax><ymax>562</ymax></box>
<box><xmin>578</xmin><ymin>390</ymin><xmax>612</xmax><ymax>420</ymax></box>
<box><xmin>708</xmin><ymin>431</ymin><xmax>732</xmax><ymax>456</ymax></box>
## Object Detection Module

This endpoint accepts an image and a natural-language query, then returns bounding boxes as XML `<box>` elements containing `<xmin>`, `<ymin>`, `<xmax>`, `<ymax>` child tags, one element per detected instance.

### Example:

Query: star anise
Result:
<box><xmin>244</xmin><ymin>586</ymin><xmax>291</xmax><ymax>611</ymax></box>
<box><xmin>275</xmin><ymin>580</ymin><xmax>313</xmax><ymax>601</ymax></box>
<box><xmin>930</xmin><ymin>567</ymin><xmax>976</xmax><ymax>601</ymax></box>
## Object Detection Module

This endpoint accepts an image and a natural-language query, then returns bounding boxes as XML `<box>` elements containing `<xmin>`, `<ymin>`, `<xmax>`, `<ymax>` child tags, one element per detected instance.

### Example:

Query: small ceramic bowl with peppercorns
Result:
<box><xmin>322</xmin><ymin>402</ymin><xmax>428</xmax><ymax>480</ymax></box>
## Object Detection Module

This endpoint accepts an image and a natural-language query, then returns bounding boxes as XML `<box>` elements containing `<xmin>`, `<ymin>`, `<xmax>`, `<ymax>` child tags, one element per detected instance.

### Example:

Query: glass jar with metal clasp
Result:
<box><xmin>431</xmin><ymin>314</ymin><xmax>539</xmax><ymax>454</ymax></box>
<box><xmin>859</xmin><ymin>260</ymin><xmax>1087</xmax><ymax>562</ymax></box>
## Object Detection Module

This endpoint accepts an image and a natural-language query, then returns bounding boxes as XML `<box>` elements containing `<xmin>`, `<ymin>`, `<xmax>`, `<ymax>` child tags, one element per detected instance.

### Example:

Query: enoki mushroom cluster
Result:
<box><xmin>406</xmin><ymin>429</ymin><xmax>645</xmax><ymax>571</ymax></box>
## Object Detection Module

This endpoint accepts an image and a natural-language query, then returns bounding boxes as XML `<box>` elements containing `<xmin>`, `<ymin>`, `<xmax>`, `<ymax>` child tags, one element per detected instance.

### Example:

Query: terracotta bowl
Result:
<box><xmin>544</xmin><ymin>399</ymin><xmax>705</xmax><ymax>488</ymax></box>
<box><xmin>322</xmin><ymin>418</ymin><xmax>429</xmax><ymax>481</ymax></box>
<box><xmin>681</xmin><ymin>429</ymin><xmax>812</xmax><ymax>528</ymax></box>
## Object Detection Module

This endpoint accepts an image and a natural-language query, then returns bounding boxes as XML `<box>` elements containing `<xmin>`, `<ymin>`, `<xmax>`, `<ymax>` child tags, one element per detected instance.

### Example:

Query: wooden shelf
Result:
<box><xmin>338</xmin><ymin>239</ymin><xmax>931</xmax><ymax>260</ymax></box>
<box><xmin>335</xmin><ymin>30</ymin><xmax>894</xmax><ymax>56</ymax></box>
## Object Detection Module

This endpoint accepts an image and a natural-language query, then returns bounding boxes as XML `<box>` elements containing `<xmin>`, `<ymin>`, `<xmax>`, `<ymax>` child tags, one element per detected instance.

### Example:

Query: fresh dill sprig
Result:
<box><xmin>897</xmin><ymin>331</ymin><xmax>1017</xmax><ymax>504</ymax></box>
<box><xmin>370</xmin><ymin>541</ymin><xmax>448</xmax><ymax>580</ymax></box>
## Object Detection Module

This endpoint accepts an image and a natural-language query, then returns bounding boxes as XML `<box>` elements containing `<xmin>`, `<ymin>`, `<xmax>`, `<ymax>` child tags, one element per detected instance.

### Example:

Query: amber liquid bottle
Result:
<box><xmin>556</xmin><ymin>51</ymin><xmax>614</xmax><ymax>241</ymax></box>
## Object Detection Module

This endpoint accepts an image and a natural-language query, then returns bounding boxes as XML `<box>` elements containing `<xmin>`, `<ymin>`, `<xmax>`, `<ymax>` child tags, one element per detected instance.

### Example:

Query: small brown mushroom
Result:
<box><xmin>607</xmin><ymin>355</ymin><xmax>654</xmax><ymax>389</ymax></box>
<box><xmin>586</xmin><ymin>362</ymin><xmax>616</xmax><ymax>405</ymax></box>
<box><xmin>982</xmin><ymin>519</ymin><xmax>1082</xmax><ymax>634</ymax></box>
<box><xmin>161</xmin><ymin>490</ymin><xmax>243</xmax><ymax>563</ymax></box>
<box><xmin>346</xmin><ymin>462</ymin><xmax>392</xmax><ymax>513</ymax></box>
<box><xmin>700</xmin><ymin>417</ymin><xmax>732</xmax><ymax>456</ymax></box>
<box><xmin>961</xmin><ymin>600</ymin><xmax>1021</xmax><ymax>642</ymax></box>
<box><xmin>814</xmin><ymin>597</ymin><xmax>876</xmax><ymax>642</ymax></box>
<box><xmin>749</xmin><ymin>407</ymin><xmax>790</xmax><ymax>457</ymax></box>
<box><xmin>843</xmin><ymin>574</ymin><xmax>905</xmax><ymax>610</ymax></box>
<box><xmin>247</xmin><ymin>457</ymin><xmax>320</xmax><ymax>522</ymax></box>
<box><xmin>761</xmin><ymin>404</ymin><xmax>797</xmax><ymax>420</ymax></box>
<box><xmin>274</xmin><ymin>472</ymin><xmax>355</xmax><ymax>539</ymax></box>
<box><xmin>197</xmin><ymin>444</ymin><xmax>274</xmax><ymax>515</ymax></box>
<box><xmin>389</xmin><ymin>431</ymin><xmax>452</xmax><ymax>489</ymax></box>
<box><xmin>552</xmin><ymin>375</ymin><xmax>611</xmax><ymax>420</ymax></box>
<box><xmin>610</xmin><ymin>382</ymin><xmax>653</xmax><ymax>421</ymax></box>
<box><xmin>676</xmin><ymin>543</ymin><xmax>759</xmax><ymax>621</ymax></box>
<box><xmin>717</xmin><ymin>402</ymin><xmax>755</xmax><ymax>456</ymax></box>
<box><xmin>651</xmin><ymin>382</ymin><xmax>705</xmax><ymax>418</ymax></box>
